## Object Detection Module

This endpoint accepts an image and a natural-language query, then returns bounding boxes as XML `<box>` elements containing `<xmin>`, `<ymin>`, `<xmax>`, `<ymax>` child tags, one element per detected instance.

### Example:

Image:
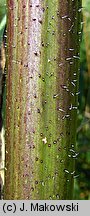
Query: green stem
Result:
<box><xmin>5</xmin><ymin>0</ymin><xmax>81</xmax><ymax>199</ymax></box>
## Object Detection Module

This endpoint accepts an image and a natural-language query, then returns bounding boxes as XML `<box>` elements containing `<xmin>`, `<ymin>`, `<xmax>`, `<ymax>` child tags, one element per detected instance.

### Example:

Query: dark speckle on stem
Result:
<box><xmin>23</xmin><ymin>5</ymin><xmax>26</xmax><ymax>9</ymax></box>
<box><xmin>39</xmin><ymin>20</ymin><xmax>43</xmax><ymax>24</ymax></box>
<box><xmin>37</xmin><ymin>108</ymin><xmax>40</xmax><ymax>113</ymax></box>
<box><xmin>38</xmin><ymin>73</ymin><xmax>41</xmax><ymax>78</ymax></box>
<box><xmin>41</xmin><ymin>41</ymin><xmax>44</xmax><ymax>47</ymax></box>
<box><xmin>42</xmin><ymin>8</ymin><xmax>45</xmax><ymax>12</ymax></box>
<box><xmin>32</xmin><ymin>18</ymin><xmax>36</xmax><ymax>21</ymax></box>
<box><xmin>34</xmin><ymin>52</ymin><xmax>38</xmax><ymax>56</ymax></box>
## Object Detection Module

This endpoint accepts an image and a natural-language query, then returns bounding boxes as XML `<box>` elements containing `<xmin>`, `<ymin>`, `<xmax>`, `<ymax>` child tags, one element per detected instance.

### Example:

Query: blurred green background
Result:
<box><xmin>0</xmin><ymin>0</ymin><xmax>6</xmax><ymax>46</ymax></box>
<box><xmin>74</xmin><ymin>0</ymin><xmax>90</xmax><ymax>200</ymax></box>
<box><xmin>0</xmin><ymin>0</ymin><xmax>90</xmax><ymax>200</ymax></box>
